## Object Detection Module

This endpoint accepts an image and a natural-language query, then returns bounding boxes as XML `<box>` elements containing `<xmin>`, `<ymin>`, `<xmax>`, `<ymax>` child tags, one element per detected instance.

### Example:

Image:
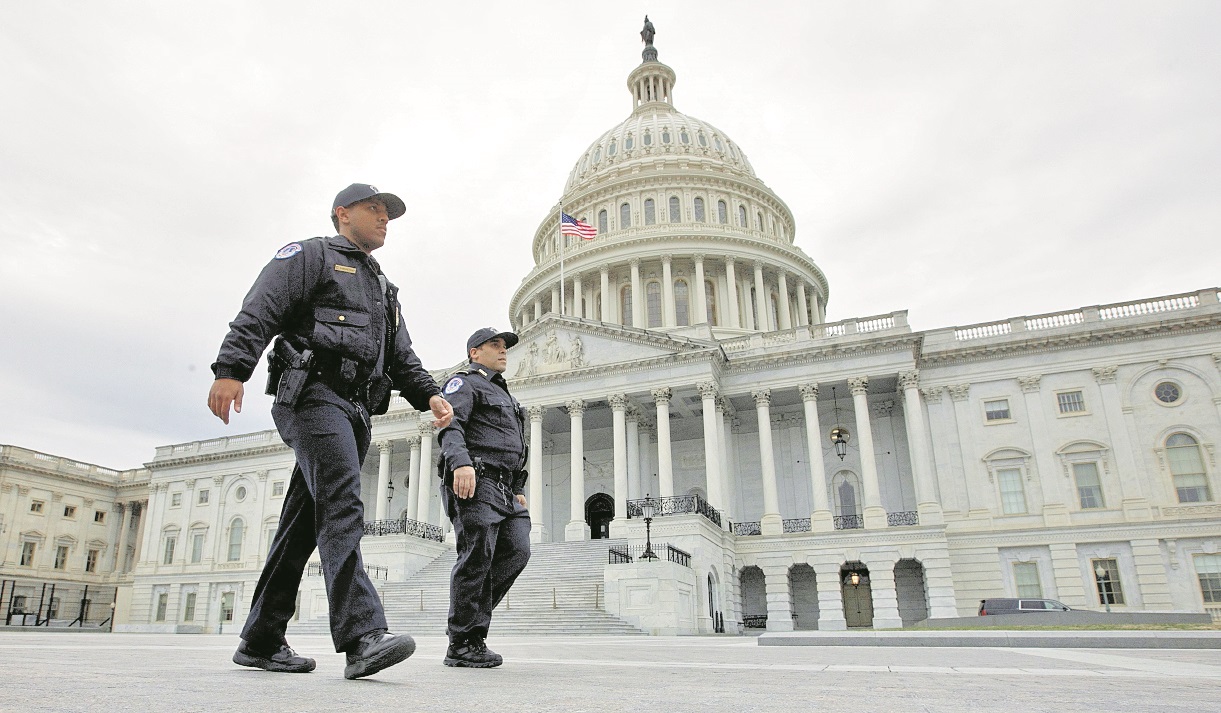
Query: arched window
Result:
<box><xmin>717</xmin><ymin>200</ymin><xmax>728</xmax><ymax>224</ymax></box>
<box><xmin>757</xmin><ymin>211</ymin><xmax>764</xmax><ymax>230</ymax></box>
<box><xmin>598</xmin><ymin>209</ymin><xmax>608</xmax><ymax>235</ymax></box>
<box><xmin>698</xmin><ymin>132</ymin><xmax>707</xmax><ymax>147</ymax></box>
<box><xmin>644</xmin><ymin>199</ymin><xmax>656</xmax><ymax>225</ymax></box>
<box><xmin>680</xmin><ymin>129</ymin><xmax>690</xmax><ymax>144</ymax></box>
<box><xmin>832</xmin><ymin>471</ymin><xmax>862</xmax><ymax>527</ymax></box>
<box><xmin>608</xmin><ymin>140</ymin><xmax>617</xmax><ymax>157</ymax></box>
<box><xmin>738</xmin><ymin>205</ymin><xmax>747</xmax><ymax>227</ymax></box>
<box><xmin>693</xmin><ymin>197</ymin><xmax>705</xmax><ymax>222</ymax></box>
<box><xmin>620</xmin><ymin>203</ymin><xmax>631</xmax><ymax>229</ymax></box>
<box><xmin>593</xmin><ymin>147</ymin><xmax>601</xmax><ymax>163</ymax></box>
<box><xmin>662</xmin><ymin>129</ymin><xmax>671</xmax><ymax>144</ymax></box>
<box><xmin>675</xmin><ymin>279</ymin><xmax>690</xmax><ymax>326</ymax></box>
<box><xmin>1167</xmin><ymin>433</ymin><xmax>1211</xmax><ymax>502</ymax></box>
<box><xmin>643</xmin><ymin>130</ymin><xmax>653</xmax><ymax>146</ymax></box>
<box><xmin>625</xmin><ymin>134</ymin><xmax>634</xmax><ymax>150</ymax></box>
<box><xmin>668</xmin><ymin>196</ymin><xmax>681</xmax><ymax>223</ymax></box>
<box><xmin>646</xmin><ymin>281</ymin><xmax>662</xmax><ymax>327</ymax></box>
<box><xmin>705</xmin><ymin>279</ymin><xmax>718</xmax><ymax>326</ymax></box>
<box><xmin>714</xmin><ymin>136</ymin><xmax>724</xmax><ymax>151</ymax></box>
<box><xmin>227</xmin><ymin>517</ymin><xmax>244</xmax><ymax>562</ymax></box>
<box><xmin>621</xmin><ymin>286</ymin><xmax>633</xmax><ymax>327</ymax></box>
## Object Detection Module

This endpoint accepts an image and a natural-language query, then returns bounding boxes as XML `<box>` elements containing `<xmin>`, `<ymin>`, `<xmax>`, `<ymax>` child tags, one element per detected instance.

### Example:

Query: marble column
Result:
<box><xmin>693</xmin><ymin>254</ymin><xmax>708</xmax><ymax>324</ymax></box>
<box><xmin>813</xmin><ymin>557</ymin><xmax>848</xmax><ymax>631</ymax></box>
<box><xmin>661</xmin><ymin>255</ymin><xmax>676</xmax><ymax>327</ymax></box>
<box><xmin>1094</xmin><ymin>365</ymin><xmax>1151</xmax><ymax>519</ymax></box>
<box><xmin>800</xmin><ymin>384</ymin><xmax>833</xmax><ymax>531</ymax></box>
<box><xmin>697</xmin><ymin>382</ymin><xmax>723</xmax><ymax>515</ymax></box>
<box><xmin>1018</xmin><ymin>375</ymin><xmax>1068</xmax><ymax>526</ymax></box>
<box><xmin>626</xmin><ymin>408</ymin><xmax>641</xmax><ymax>501</ymax></box>
<box><xmin>114</xmin><ymin>502</ymin><xmax>133</xmax><ymax>573</ymax></box>
<box><xmin>637</xmin><ymin>421</ymin><xmax>654</xmax><ymax>501</ymax></box>
<box><xmin>610</xmin><ymin>395</ymin><xmax>629</xmax><ymax>534</ymax></box>
<box><xmin>572</xmin><ymin>273</ymin><xmax>583</xmax><ymax>318</ymax></box>
<box><xmin>405</xmin><ymin>436</ymin><xmax>422</xmax><ymax>522</ymax></box>
<box><xmin>753</xmin><ymin>261</ymin><xmax>768</xmax><ymax>330</ymax></box>
<box><xmin>777</xmin><ymin>271</ymin><xmax>792</xmax><ymax>330</ymax></box>
<box><xmin>717</xmin><ymin>397</ymin><xmax>735</xmax><ymax>522</ymax></box>
<box><xmin>795</xmin><ymin>282</ymin><xmax>809</xmax><ymax>327</ymax></box>
<box><xmin>753</xmin><ymin>389</ymin><xmax>783</xmax><ymax>535</ymax></box>
<box><xmin>899</xmin><ymin>371</ymin><xmax>943</xmax><ymax>524</ymax></box>
<box><xmin>630</xmin><ymin>259</ymin><xmax>643</xmax><ymax>327</ymax></box>
<box><xmin>600</xmin><ymin>266</ymin><xmax>611</xmax><ymax>322</ymax></box>
<box><xmin>550</xmin><ymin>285</ymin><xmax>560</xmax><ymax>316</ymax></box>
<box><xmin>762</xmin><ymin>564</ymin><xmax>795</xmax><ymax>632</ymax></box>
<box><xmin>565</xmin><ymin>400</ymin><xmax>588</xmax><ymax>541</ymax></box>
<box><xmin>724</xmin><ymin>256</ymin><xmax>740</xmax><ymax>328</ymax></box>
<box><xmin>416</xmin><ymin>422</ymin><xmax>435</xmax><ymax>527</ymax></box>
<box><xmin>533</xmin><ymin>298</ymin><xmax>541</xmax><ymax>322</ymax></box>
<box><xmin>374</xmin><ymin>440</ymin><xmax>393</xmax><ymax>521</ymax></box>
<box><xmin>653</xmin><ymin>388</ymin><xmax>675</xmax><ymax>497</ymax></box>
<box><xmin>865</xmin><ymin>559</ymin><xmax>903</xmax><ymax>629</ymax></box>
<box><xmin>528</xmin><ymin>405</ymin><xmax>545</xmax><ymax>543</ymax></box>
<box><xmin>850</xmin><ymin>377</ymin><xmax>887</xmax><ymax>529</ymax></box>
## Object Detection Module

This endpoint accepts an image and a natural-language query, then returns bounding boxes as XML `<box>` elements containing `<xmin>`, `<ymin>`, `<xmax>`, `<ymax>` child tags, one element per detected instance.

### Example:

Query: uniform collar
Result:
<box><xmin>468</xmin><ymin>364</ymin><xmax>507</xmax><ymax>384</ymax></box>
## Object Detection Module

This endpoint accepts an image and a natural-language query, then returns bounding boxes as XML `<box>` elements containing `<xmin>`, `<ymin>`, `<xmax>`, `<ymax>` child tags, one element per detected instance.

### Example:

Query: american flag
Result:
<box><xmin>560</xmin><ymin>212</ymin><xmax>596</xmax><ymax>240</ymax></box>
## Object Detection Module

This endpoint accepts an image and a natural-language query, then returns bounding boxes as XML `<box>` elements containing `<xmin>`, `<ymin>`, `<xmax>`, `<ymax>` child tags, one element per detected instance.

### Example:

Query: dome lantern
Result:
<box><xmin>628</xmin><ymin>16</ymin><xmax>676</xmax><ymax>112</ymax></box>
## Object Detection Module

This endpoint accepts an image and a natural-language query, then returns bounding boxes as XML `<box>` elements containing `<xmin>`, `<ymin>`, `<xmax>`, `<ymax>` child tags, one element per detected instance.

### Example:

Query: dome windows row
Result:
<box><xmin>575</xmin><ymin>124</ymin><xmax>745</xmax><ymax>180</ymax></box>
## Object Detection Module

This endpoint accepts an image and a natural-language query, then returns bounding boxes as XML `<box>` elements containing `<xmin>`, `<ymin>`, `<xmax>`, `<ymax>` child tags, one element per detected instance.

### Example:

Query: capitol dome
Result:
<box><xmin>509</xmin><ymin>28</ymin><xmax>829</xmax><ymax>340</ymax></box>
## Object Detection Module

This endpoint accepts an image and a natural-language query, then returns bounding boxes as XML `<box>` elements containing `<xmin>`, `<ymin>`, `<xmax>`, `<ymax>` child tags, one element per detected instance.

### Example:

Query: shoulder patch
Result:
<box><xmin>274</xmin><ymin>242</ymin><xmax>303</xmax><ymax>260</ymax></box>
<box><xmin>443</xmin><ymin>377</ymin><xmax>465</xmax><ymax>395</ymax></box>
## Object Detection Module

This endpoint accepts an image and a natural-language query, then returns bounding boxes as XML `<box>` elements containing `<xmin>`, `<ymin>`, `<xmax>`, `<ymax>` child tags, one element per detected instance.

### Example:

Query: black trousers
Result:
<box><xmin>241</xmin><ymin>382</ymin><xmax>387</xmax><ymax>652</ymax></box>
<box><xmin>442</xmin><ymin>478</ymin><xmax>531</xmax><ymax>642</ymax></box>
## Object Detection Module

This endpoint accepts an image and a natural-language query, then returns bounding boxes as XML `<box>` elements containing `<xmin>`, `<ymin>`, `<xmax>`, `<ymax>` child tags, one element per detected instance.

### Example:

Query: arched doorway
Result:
<box><xmin>840</xmin><ymin>562</ymin><xmax>873</xmax><ymax>628</ymax></box>
<box><xmin>707</xmin><ymin>571</ymin><xmax>725</xmax><ymax>632</ymax></box>
<box><xmin>739</xmin><ymin>566</ymin><xmax>767</xmax><ymax>629</ymax></box>
<box><xmin>585</xmin><ymin>493</ymin><xmax>614</xmax><ymax>539</ymax></box>
<box><xmin>896</xmin><ymin>559</ymin><xmax>930</xmax><ymax>625</ymax></box>
<box><xmin>789</xmin><ymin>564</ymin><xmax>819</xmax><ymax>630</ymax></box>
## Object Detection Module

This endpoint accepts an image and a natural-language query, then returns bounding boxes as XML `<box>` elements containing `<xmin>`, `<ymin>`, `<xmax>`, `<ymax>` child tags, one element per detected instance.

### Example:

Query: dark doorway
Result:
<box><xmin>585</xmin><ymin>493</ymin><xmax>614</xmax><ymax>539</ymax></box>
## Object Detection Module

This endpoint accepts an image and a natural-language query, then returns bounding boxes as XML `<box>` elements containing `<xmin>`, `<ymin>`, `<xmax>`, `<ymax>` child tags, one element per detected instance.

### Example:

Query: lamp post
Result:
<box><xmin>1094</xmin><ymin>563</ymin><xmax>1111</xmax><ymax>613</ymax></box>
<box><xmin>640</xmin><ymin>494</ymin><xmax>658</xmax><ymax>561</ymax></box>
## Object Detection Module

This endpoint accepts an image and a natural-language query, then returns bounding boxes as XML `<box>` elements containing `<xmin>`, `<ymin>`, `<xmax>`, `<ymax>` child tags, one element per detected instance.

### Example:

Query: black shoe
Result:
<box><xmin>444</xmin><ymin>637</ymin><xmax>503</xmax><ymax>668</ymax></box>
<box><xmin>232</xmin><ymin>640</ymin><xmax>316</xmax><ymax>673</ymax></box>
<box><xmin>344</xmin><ymin>630</ymin><xmax>416</xmax><ymax>680</ymax></box>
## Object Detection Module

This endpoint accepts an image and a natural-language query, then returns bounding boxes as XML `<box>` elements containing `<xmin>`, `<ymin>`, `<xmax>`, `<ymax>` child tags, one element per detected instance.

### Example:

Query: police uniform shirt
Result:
<box><xmin>211</xmin><ymin>235</ymin><xmax>439</xmax><ymax>411</ymax></box>
<box><xmin>437</xmin><ymin>365</ymin><xmax>528</xmax><ymax>493</ymax></box>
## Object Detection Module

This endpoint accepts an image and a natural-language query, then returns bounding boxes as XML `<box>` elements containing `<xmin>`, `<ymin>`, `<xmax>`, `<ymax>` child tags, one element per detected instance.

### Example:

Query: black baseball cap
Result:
<box><xmin>467</xmin><ymin>327</ymin><xmax>519</xmax><ymax>352</ymax></box>
<box><xmin>331</xmin><ymin>183</ymin><xmax>406</xmax><ymax>221</ymax></box>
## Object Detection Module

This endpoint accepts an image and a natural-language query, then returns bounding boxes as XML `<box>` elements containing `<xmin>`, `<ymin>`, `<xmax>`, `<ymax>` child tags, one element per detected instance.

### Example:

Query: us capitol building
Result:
<box><xmin>3</xmin><ymin>27</ymin><xmax>1219</xmax><ymax>635</ymax></box>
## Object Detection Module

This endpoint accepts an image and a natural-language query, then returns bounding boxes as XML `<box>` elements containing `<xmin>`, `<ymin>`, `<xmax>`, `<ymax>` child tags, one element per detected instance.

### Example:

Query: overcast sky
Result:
<box><xmin>2</xmin><ymin>1</ymin><xmax>1218</xmax><ymax>470</ymax></box>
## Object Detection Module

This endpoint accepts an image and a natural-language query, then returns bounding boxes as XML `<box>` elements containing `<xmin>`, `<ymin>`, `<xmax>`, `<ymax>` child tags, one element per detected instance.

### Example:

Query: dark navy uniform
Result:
<box><xmin>212</xmin><ymin>233</ymin><xmax>440</xmax><ymax>654</ymax></box>
<box><xmin>437</xmin><ymin>360</ymin><xmax>531</xmax><ymax>649</ymax></box>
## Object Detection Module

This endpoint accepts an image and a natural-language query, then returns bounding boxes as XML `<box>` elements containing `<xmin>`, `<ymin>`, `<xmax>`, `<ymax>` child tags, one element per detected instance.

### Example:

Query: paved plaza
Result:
<box><xmin>1</xmin><ymin>632</ymin><xmax>1220</xmax><ymax>712</ymax></box>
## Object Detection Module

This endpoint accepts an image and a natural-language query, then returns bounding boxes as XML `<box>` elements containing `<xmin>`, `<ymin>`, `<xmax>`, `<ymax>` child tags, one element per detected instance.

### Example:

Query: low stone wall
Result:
<box><xmin>909</xmin><ymin>611</ymin><xmax>1213</xmax><ymax>628</ymax></box>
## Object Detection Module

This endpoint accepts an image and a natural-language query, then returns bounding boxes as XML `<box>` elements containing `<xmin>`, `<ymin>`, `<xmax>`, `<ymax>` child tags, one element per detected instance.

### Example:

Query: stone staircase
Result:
<box><xmin>290</xmin><ymin>539</ymin><xmax>645</xmax><ymax>637</ymax></box>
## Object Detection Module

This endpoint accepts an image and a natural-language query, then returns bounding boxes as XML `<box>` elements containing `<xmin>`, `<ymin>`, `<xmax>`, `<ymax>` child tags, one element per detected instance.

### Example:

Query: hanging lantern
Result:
<box><xmin>829</xmin><ymin>386</ymin><xmax>850</xmax><ymax>460</ymax></box>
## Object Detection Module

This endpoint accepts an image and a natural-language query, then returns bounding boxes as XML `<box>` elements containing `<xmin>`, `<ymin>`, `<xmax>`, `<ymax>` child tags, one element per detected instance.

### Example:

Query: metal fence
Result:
<box><xmin>306</xmin><ymin>563</ymin><xmax>388</xmax><ymax>580</ymax></box>
<box><xmin>626</xmin><ymin>495</ymin><xmax>722</xmax><ymax>527</ymax></box>
<box><xmin>1</xmin><ymin>579</ymin><xmax>116</xmax><ymax>628</ymax></box>
<box><xmin>362</xmin><ymin>516</ymin><xmax>444</xmax><ymax>542</ymax></box>
<box><xmin>606</xmin><ymin>543</ymin><xmax>691</xmax><ymax>568</ymax></box>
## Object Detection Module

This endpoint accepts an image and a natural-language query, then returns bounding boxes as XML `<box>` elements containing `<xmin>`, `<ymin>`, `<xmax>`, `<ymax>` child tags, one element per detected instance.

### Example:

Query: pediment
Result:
<box><xmin>508</xmin><ymin>315</ymin><xmax>718</xmax><ymax>379</ymax></box>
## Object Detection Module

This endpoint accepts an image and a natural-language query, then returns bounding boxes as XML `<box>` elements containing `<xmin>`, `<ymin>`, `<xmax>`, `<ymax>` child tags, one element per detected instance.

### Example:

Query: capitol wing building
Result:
<box><xmin>3</xmin><ymin>31</ymin><xmax>1220</xmax><ymax>635</ymax></box>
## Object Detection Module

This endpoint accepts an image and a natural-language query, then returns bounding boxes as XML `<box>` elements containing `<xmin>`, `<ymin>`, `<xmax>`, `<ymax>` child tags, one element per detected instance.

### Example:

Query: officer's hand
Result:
<box><xmin>430</xmin><ymin>395</ymin><xmax>453</xmax><ymax>428</ymax></box>
<box><xmin>208</xmin><ymin>379</ymin><xmax>244</xmax><ymax>425</ymax></box>
<box><xmin>515</xmin><ymin>494</ymin><xmax>527</xmax><ymax>508</ymax></box>
<box><xmin>453</xmin><ymin>466</ymin><xmax>476</xmax><ymax>499</ymax></box>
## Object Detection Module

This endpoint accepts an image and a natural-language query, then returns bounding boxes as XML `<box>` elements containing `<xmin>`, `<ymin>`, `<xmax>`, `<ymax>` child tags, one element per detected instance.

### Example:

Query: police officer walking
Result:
<box><xmin>437</xmin><ymin>328</ymin><xmax>532</xmax><ymax>667</ymax></box>
<box><xmin>207</xmin><ymin>183</ymin><xmax>453</xmax><ymax>680</ymax></box>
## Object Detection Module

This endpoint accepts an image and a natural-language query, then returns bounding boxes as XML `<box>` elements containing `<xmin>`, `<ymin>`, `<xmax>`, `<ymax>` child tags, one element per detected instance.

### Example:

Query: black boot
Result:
<box><xmin>232</xmin><ymin>640</ymin><xmax>316</xmax><ymax>673</ymax></box>
<box><xmin>344</xmin><ymin>630</ymin><xmax>416</xmax><ymax>680</ymax></box>
<box><xmin>444</xmin><ymin>636</ymin><xmax>503</xmax><ymax>668</ymax></box>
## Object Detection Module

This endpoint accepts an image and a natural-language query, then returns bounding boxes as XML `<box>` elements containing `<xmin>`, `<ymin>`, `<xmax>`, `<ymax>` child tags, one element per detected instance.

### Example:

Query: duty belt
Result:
<box><xmin>309</xmin><ymin>362</ymin><xmax>374</xmax><ymax>406</ymax></box>
<box><xmin>478</xmin><ymin>467</ymin><xmax>523</xmax><ymax>487</ymax></box>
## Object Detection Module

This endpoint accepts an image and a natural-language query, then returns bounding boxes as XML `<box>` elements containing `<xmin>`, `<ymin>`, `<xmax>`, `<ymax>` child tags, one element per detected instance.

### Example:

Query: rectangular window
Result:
<box><xmin>1092</xmin><ymin>558</ymin><xmax>1125</xmax><ymax>605</ymax></box>
<box><xmin>155</xmin><ymin>593</ymin><xmax>168</xmax><ymax>622</ymax></box>
<box><xmin>63</xmin><ymin>505</ymin><xmax>77</xmax><ymax>518</ymax></box>
<box><xmin>997</xmin><ymin>468</ymin><xmax>1027</xmax><ymax>514</ymax></box>
<box><xmin>48</xmin><ymin>597</ymin><xmax>60</xmax><ymax>619</ymax></box>
<box><xmin>171</xmin><ymin>493</ymin><xmax>182</xmax><ymax>507</ymax></box>
<box><xmin>1195</xmin><ymin>554</ymin><xmax>1221</xmax><ymax>604</ymax></box>
<box><xmin>221</xmin><ymin>592</ymin><xmax>235</xmax><ymax>622</ymax></box>
<box><xmin>94</xmin><ymin>510</ymin><xmax>106</xmax><ymax>524</ymax></box>
<box><xmin>30</xmin><ymin>501</ymin><xmax>44</xmax><ymax>514</ymax></box>
<box><xmin>1057</xmin><ymin>390</ymin><xmax>1086</xmax><ymax>414</ymax></box>
<box><xmin>984</xmin><ymin>399</ymin><xmax>1011</xmax><ymax>421</ymax></box>
<box><xmin>12</xmin><ymin>596</ymin><xmax>26</xmax><ymax>613</ymax></box>
<box><xmin>54</xmin><ymin>545</ymin><xmax>69</xmax><ymax>570</ymax></box>
<box><xmin>85</xmin><ymin>549</ymin><xmax>99</xmax><ymax>573</ymax></box>
<box><xmin>272</xmin><ymin>482</ymin><xmax>285</xmax><ymax>497</ymax></box>
<box><xmin>183</xmin><ymin>592</ymin><xmax>197</xmax><ymax>622</ymax></box>
<box><xmin>20</xmin><ymin>541</ymin><xmax>36</xmax><ymax>566</ymax></box>
<box><xmin>191</xmin><ymin>533</ymin><xmax>205</xmax><ymax>564</ymax></box>
<box><xmin>1013</xmin><ymin>562</ymin><xmax>1042</xmax><ymax>598</ymax></box>
<box><xmin>198</xmin><ymin>490</ymin><xmax>210</xmax><ymax>505</ymax></box>
<box><xmin>1073</xmin><ymin>462</ymin><xmax>1104</xmax><ymax>509</ymax></box>
<box><xmin>163</xmin><ymin>536</ymin><xmax>176</xmax><ymax>565</ymax></box>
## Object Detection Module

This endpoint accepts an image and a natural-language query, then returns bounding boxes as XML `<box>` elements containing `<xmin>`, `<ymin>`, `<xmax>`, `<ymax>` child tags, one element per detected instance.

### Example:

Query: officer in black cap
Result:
<box><xmin>208</xmin><ymin>183</ymin><xmax>454</xmax><ymax>679</ymax></box>
<box><xmin>437</xmin><ymin>327</ymin><xmax>532</xmax><ymax>667</ymax></box>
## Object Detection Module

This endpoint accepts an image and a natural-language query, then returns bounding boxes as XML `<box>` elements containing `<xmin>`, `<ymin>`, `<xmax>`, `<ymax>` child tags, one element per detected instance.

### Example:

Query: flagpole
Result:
<box><xmin>558</xmin><ymin>200</ymin><xmax>566</xmax><ymax>316</ymax></box>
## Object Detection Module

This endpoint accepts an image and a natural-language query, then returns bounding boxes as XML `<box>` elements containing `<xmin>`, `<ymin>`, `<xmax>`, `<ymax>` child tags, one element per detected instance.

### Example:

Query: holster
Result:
<box><xmin>367</xmin><ymin>374</ymin><xmax>393</xmax><ymax>416</ymax></box>
<box><xmin>269</xmin><ymin>337</ymin><xmax>314</xmax><ymax>408</ymax></box>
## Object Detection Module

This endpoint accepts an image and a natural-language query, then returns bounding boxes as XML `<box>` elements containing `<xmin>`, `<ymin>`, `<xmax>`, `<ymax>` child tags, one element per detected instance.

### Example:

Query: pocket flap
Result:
<box><xmin>314</xmin><ymin>307</ymin><xmax>369</xmax><ymax>327</ymax></box>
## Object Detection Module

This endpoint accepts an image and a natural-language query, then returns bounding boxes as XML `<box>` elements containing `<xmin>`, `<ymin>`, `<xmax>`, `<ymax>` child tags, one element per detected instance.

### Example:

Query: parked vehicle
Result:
<box><xmin>978</xmin><ymin>598</ymin><xmax>1073</xmax><ymax>615</ymax></box>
